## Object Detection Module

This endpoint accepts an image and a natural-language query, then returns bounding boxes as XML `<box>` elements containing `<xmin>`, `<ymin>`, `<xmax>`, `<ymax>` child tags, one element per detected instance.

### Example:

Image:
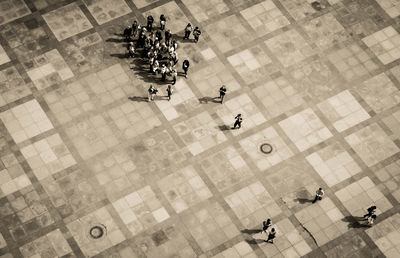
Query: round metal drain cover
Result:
<box><xmin>89</xmin><ymin>225</ymin><xmax>104</xmax><ymax>239</ymax></box>
<box><xmin>260</xmin><ymin>143</ymin><xmax>273</xmax><ymax>154</ymax></box>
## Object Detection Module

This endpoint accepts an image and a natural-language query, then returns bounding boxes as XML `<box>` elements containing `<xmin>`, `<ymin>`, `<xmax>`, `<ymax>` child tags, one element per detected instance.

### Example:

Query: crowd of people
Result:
<box><xmin>123</xmin><ymin>15</ymin><xmax>203</xmax><ymax>101</ymax></box>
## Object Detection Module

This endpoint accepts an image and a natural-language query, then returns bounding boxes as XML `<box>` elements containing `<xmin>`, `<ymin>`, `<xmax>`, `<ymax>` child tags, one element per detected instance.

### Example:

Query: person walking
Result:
<box><xmin>182</xmin><ymin>59</ymin><xmax>190</xmax><ymax>78</ymax></box>
<box><xmin>171</xmin><ymin>68</ymin><xmax>177</xmax><ymax>85</ymax></box>
<box><xmin>363</xmin><ymin>206</ymin><xmax>376</xmax><ymax>219</ymax></box>
<box><xmin>132</xmin><ymin>20</ymin><xmax>138</xmax><ymax>38</ymax></box>
<box><xmin>160</xmin><ymin>14</ymin><xmax>166</xmax><ymax>30</ymax></box>
<box><xmin>183</xmin><ymin>23</ymin><xmax>192</xmax><ymax>40</ymax></box>
<box><xmin>193</xmin><ymin>27</ymin><xmax>201</xmax><ymax>43</ymax></box>
<box><xmin>165</xmin><ymin>29</ymin><xmax>172</xmax><ymax>46</ymax></box>
<box><xmin>161</xmin><ymin>64</ymin><xmax>167</xmax><ymax>81</ymax></box>
<box><xmin>367</xmin><ymin>214</ymin><xmax>376</xmax><ymax>226</ymax></box>
<box><xmin>219</xmin><ymin>85</ymin><xmax>227</xmax><ymax>104</ymax></box>
<box><xmin>266</xmin><ymin>228</ymin><xmax>276</xmax><ymax>243</ymax></box>
<box><xmin>233</xmin><ymin>114</ymin><xmax>242</xmax><ymax>129</ymax></box>
<box><xmin>166</xmin><ymin>85</ymin><xmax>173</xmax><ymax>101</ymax></box>
<box><xmin>148</xmin><ymin>85</ymin><xmax>157</xmax><ymax>101</ymax></box>
<box><xmin>262</xmin><ymin>219</ymin><xmax>272</xmax><ymax>234</ymax></box>
<box><xmin>124</xmin><ymin>26</ymin><xmax>132</xmax><ymax>41</ymax></box>
<box><xmin>312</xmin><ymin>188</ymin><xmax>324</xmax><ymax>203</ymax></box>
<box><xmin>128</xmin><ymin>42</ymin><xmax>135</xmax><ymax>57</ymax></box>
<box><xmin>147</xmin><ymin>15</ymin><xmax>154</xmax><ymax>31</ymax></box>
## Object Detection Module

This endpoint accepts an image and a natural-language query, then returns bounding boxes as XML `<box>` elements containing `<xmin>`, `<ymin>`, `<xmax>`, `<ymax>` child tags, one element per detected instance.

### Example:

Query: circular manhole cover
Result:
<box><xmin>89</xmin><ymin>225</ymin><xmax>105</xmax><ymax>239</ymax></box>
<box><xmin>260</xmin><ymin>143</ymin><xmax>273</xmax><ymax>154</ymax></box>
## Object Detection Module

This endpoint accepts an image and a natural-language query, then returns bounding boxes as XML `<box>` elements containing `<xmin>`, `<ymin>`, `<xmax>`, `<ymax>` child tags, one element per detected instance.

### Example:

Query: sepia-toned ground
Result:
<box><xmin>0</xmin><ymin>0</ymin><xmax>399</xmax><ymax>257</ymax></box>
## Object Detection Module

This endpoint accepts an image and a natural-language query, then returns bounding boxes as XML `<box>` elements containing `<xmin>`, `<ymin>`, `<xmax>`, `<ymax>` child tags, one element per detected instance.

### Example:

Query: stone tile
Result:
<box><xmin>366</xmin><ymin>213</ymin><xmax>400</xmax><ymax>257</ymax></box>
<box><xmin>20</xmin><ymin>133</ymin><xmax>76</xmax><ymax>181</ymax></box>
<box><xmin>295</xmin><ymin>198</ymin><xmax>348</xmax><ymax>246</ymax></box>
<box><xmin>216</xmin><ymin>93</ymin><xmax>266</xmax><ymax>136</ymax></box>
<box><xmin>225</xmin><ymin>181</ymin><xmax>282</xmax><ymax>228</ymax></box>
<box><xmin>0</xmin><ymin>232</ymin><xmax>5</xmax><ymax>248</ymax></box>
<box><xmin>0</xmin><ymin>153</ymin><xmax>31</xmax><ymax>197</ymax></box>
<box><xmin>128</xmin><ymin>130</ymin><xmax>188</xmax><ymax>175</ymax></box>
<box><xmin>1</xmin><ymin>18</ymin><xmax>52</xmax><ymax>60</ymax></box>
<box><xmin>43</xmin><ymin>80</ymin><xmax>95</xmax><ymax>124</ymax></box>
<box><xmin>133</xmin><ymin>226</ymin><xmax>196</xmax><ymax>258</ymax></box>
<box><xmin>86</xmin><ymin>149</ymin><xmax>141</xmax><ymax>201</ymax></box>
<box><xmin>362</xmin><ymin>26</ymin><xmax>400</xmax><ymax>65</ymax></box>
<box><xmin>0</xmin><ymin>44</ymin><xmax>10</xmax><ymax>65</ymax></box>
<box><xmin>375</xmin><ymin>160</ymin><xmax>400</xmax><ymax>203</ymax></box>
<box><xmin>155</xmin><ymin>80</ymin><xmax>199</xmax><ymax>121</ymax></box>
<box><xmin>19</xmin><ymin>229</ymin><xmax>72</xmax><ymax>257</ymax></box>
<box><xmin>252</xmin><ymin>75</ymin><xmax>305</xmax><ymax>119</ymax></box>
<box><xmin>64</xmin><ymin>114</ymin><xmax>120</xmax><ymax>160</ymax></box>
<box><xmin>25</xmin><ymin>49</ymin><xmax>74</xmax><ymax>90</ymax></box>
<box><xmin>376</xmin><ymin>0</ymin><xmax>400</xmax><ymax>18</ymax></box>
<box><xmin>0</xmin><ymin>66</ymin><xmax>32</xmax><ymax>108</ymax></box>
<box><xmin>143</xmin><ymin>2</ymin><xmax>189</xmax><ymax>34</ymax></box>
<box><xmin>0</xmin><ymin>99</ymin><xmax>54</xmax><ymax>143</ymax></box>
<box><xmin>67</xmin><ymin>207</ymin><xmax>125</xmax><ymax>257</ymax></box>
<box><xmin>182</xmin><ymin>0</ymin><xmax>229</xmax><ymax>22</ymax></box>
<box><xmin>157</xmin><ymin>165</ymin><xmax>212</xmax><ymax>213</ymax></box>
<box><xmin>40</xmin><ymin>168</ymin><xmax>103</xmax><ymax>218</ymax></box>
<box><xmin>345</xmin><ymin>123</ymin><xmax>398</xmax><ymax>167</ymax></box>
<box><xmin>131</xmin><ymin>0</ymin><xmax>160</xmax><ymax>9</ymax></box>
<box><xmin>302</xmin><ymin>13</ymin><xmax>350</xmax><ymax>50</ymax></box>
<box><xmin>306</xmin><ymin>142</ymin><xmax>362</xmax><ymax>187</ymax></box>
<box><xmin>324</xmin><ymin>232</ymin><xmax>367</xmax><ymax>258</ymax></box>
<box><xmin>290</xmin><ymin>59</ymin><xmax>343</xmax><ymax>102</ymax></box>
<box><xmin>355</xmin><ymin>73</ymin><xmax>400</xmax><ymax>113</ymax></box>
<box><xmin>206</xmin><ymin>15</ymin><xmax>255</xmax><ymax>53</ymax></box>
<box><xmin>109</xmin><ymin>101</ymin><xmax>161</xmax><ymax>140</ymax></box>
<box><xmin>335</xmin><ymin>176</ymin><xmax>393</xmax><ymax>217</ymax></box>
<box><xmin>258</xmin><ymin>218</ymin><xmax>312</xmax><ymax>257</ymax></box>
<box><xmin>30</xmin><ymin>0</ymin><xmax>60</xmax><ymax>10</ymax></box>
<box><xmin>0</xmin><ymin>187</ymin><xmax>54</xmax><ymax>241</ymax></box>
<box><xmin>83</xmin><ymin>0</ymin><xmax>131</xmax><ymax>25</ymax></box>
<box><xmin>383</xmin><ymin>109</ymin><xmax>400</xmax><ymax>140</ymax></box>
<box><xmin>200</xmin><ymin>146</ymin><xmax>252</xmax><ymax>192</ymax></box>
<box><xmin>239</xmin><ymin>126</ymin><xmax>294</xmax><ymax>171</ymax></box>
<box><xmin>265</xmin><ymin>29</ymin><xmax>314</xmax><ymax>67</ymax></box>
<box><xmin>240</xmin><ymin>0</ymin><xmax>290</xmax><ymax>37</ymax></box>
<box><xmin>317</xmin><ymin>90</ymin><xmax>370</xmax><ymax>132</ymax></box>
<box><xmin>191</xmin><ymin>58</ymin><xmax>241</xmax><ymax>98</ymax></box>
<box><xmin>42</xmin><ymin>3</ymin><xmax>93</xmax><ymax>41</ymax></box>
<box><xmin>279</xmin><ymin>108</ymin><xmax>332</xmax><ymax>152</ymax></box>
<box><xmin>327</xmin><ymin>43</ymin><xmax>380</xmax><ymax>81</ymax></box>
<box><xmin>82</xmin><ymin>64</ymin><xmax>134</xmax><ymax>107</ymax></box>
<box><xmin>0</xmin><ymin>0</ymin><xmax>31</xmax><ymax>26</ymax></box>
<box><xmin>280</xmin><ymin>0</ymin><xmax>316</xmax><ymax>21</ymax></box>
<box><xmin>62</xmin><ymin>32</ymin><xmax>104</xmax><ymax>75</ymax></box>
<box><xmin>181</xmin><ymin>202</ymin><xmax>239</xmax><ymax>252</ymax></box>
<box><xmin>227</xmin><ymin>44</ymin><xmax>278</xmax><ymax>84</ymax></box>
<box><xmin>212</xmin><ymin>241</ymin><xmax>255</xmax><ymax>258</ymax></box>
<box><xmin>173</xmin><ymin>111</ymin><xmax>227</xmax><ymax>155</ymax></box>
<box><xmin>112</xmin><ymin>186</ymin><xmax>169</xmax><ymax>235</ymax></box>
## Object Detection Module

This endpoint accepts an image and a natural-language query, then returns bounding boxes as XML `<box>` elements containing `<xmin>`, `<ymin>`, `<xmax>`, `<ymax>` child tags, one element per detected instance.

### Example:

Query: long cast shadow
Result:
<box><xmin>245</xmin><ymin>238</ymin><xmax>265</xmax><ymax>245</ymax></box>
<box><xmin>294</xmin><ymin>198</ymin><xmax>313</xmax><ymax>204</ymax></box>
<box><xmin>128</xmin><ymin>96</ymin><xmax>148</xmax><ymax>102</ymax></box>
<box><xmin>341</xmin><ymin>216</ymin><xmax>370</xmax><ymax>229</ymax></box>
<box><xmin>199</xmin><ymin>96</ymin><xmax>220</xmax><ymax>104</ymax></box>
<box><xmin>241</xmin><ymin>229</ymin><xmax>262</xmax><ymax>234</ymax></box>
<box><xmin>218</xmin><ymin>125</ymin><xmax>231</xmax><ymax>131</ymax></box>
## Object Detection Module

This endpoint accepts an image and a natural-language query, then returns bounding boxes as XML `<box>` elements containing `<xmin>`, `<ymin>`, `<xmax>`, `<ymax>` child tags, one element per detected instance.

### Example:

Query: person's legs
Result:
<box><xmin>221</xmin><ymin>95</ymin><xmax>224</xmax><ymax>104</ymax></box>
<box><xmin>172</xmin><ymin>76</ymin><xmax>176</xmax><ymax>85</ymax></box>
<box><xmin>233</xmin><ymin>120</ymin><xmax>239</xmax><ymax>129</ymax></box>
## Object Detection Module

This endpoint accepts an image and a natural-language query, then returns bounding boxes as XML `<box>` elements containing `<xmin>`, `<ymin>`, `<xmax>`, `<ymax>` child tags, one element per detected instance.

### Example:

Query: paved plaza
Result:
<box><xmin>0</xmin><ymin>0</ymin><xmax>400</xmax><ymax>257</ymax></box>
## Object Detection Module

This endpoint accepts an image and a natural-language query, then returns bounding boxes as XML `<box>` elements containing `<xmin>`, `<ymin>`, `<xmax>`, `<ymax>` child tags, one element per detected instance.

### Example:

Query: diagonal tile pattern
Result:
<box><xmin>0</xmin><ymin>0</ymin><xmax>399</xmax><ymax>257</ymax></box>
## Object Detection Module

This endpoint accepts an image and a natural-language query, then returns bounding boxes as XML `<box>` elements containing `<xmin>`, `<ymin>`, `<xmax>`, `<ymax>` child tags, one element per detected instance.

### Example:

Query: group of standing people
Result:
<box><xmin>123</xmin><ymin>15</ymin><xmax>202</xmax><ymax>102</ymax></box>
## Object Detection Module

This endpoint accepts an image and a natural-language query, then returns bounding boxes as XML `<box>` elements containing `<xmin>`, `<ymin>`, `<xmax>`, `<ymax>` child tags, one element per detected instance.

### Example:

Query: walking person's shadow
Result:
<box><xmin>341</xmin><ymin>216</ymin><xmax>370</xmax><ymax>229</ymax></box>
<box><xmin>128</xmin><ymin>96</ymin><xmax>148</xmax><ymax>102</ymax></box>
<box><xmin>198</xmin><ymin>96</ymin><xmax>220</xmax><ymax>104</ymax></box>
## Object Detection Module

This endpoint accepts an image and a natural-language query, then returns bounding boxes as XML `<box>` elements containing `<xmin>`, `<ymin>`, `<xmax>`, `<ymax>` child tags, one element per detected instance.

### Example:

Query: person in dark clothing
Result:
<box><xmin>124</xmin><ymin>26</ymin><xmax>132</xmax><ymax>41</ymax></box>
<box><xmin>171</xmin><ymin>69</ymin><xmax>177</xmax><ymax>85</ymax></box>
<box><xmin>155</xmin><ymin>30</ymin><xmax>163</xmax><ymax>42</ymax></box>
<box><xmin>262</xmin><ymin>219</ymin><xmax>272</xmax><ymax>233</ymax></box>
<box><xmin>132</xmin><ymin>21</ymin><xmax>138</xmax><ymax>38</ymax></box>
<box><xmin>266</xmin><ymin>228</ymin><xmax>276</xmax><ymax>243</ymax></box>
<box><xmin>219</xmin><ymin>85</ymin><xmax>227</xmax><ymax>104</ymax></box>
<box><xmin>363</xmin><ymin>206</ymin><xmax>376</xmax><ymax>219</ymax></box>
<box><xmin>160</xmin><ymin>14</ymin><xmax>166</xmax><ymax>30</ymax></box>
<box><xmin>312</xmin><ymin>188</ymin><xmax>324</xmax><ymax>203</ymax></box>
<box><xmin>147</xmin><ymin>15</ymin><xmax>154</xmax><ymax>31</ymax></box>
<box><xmin>182</xmin><ymin>59</ymin><xmax>190</xmax><ymax>78</ymax></box>
<box><xmin>165</xmin><ymin>29</ymin><xmax>172</xmax><ymax>47</ymax></box>
<box><xmin>193</xmin><ymin>27</ymin><xmax>201</xmax><ymax>43</ymax></box>
<box><xmin>184</xmin><ymin>23</ymin><xmax>192</xmax><ymax>40</ymax></box>
<box><xmin>233</xmin><ymin>114</ymin><xmax>242</xmax><ymax>129</ymax></box>
<box><xmin>166</xmin><ymin>84</ymin><xmax>173</xmax><ymax>101</ymax></box>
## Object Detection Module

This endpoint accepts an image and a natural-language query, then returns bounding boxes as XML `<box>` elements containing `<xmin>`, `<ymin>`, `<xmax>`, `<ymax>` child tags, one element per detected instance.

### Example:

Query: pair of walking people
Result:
<box><xmin>148</xmin><ymin>84</ymin><xmax>173</xmax><ymax>101</ymax></box>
